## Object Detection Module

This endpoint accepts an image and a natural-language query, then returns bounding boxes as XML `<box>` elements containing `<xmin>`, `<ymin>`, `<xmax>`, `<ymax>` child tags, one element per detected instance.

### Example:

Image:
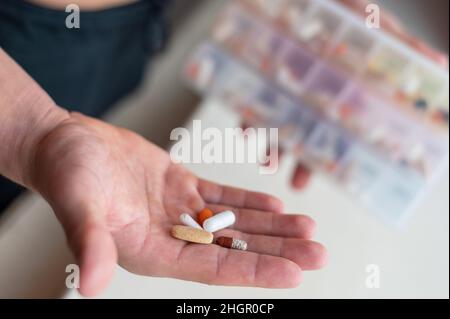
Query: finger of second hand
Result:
<box><xmin>291</xmin><ymin>163</ymin><xmax>311</xmax><ymax>190</ymax></box>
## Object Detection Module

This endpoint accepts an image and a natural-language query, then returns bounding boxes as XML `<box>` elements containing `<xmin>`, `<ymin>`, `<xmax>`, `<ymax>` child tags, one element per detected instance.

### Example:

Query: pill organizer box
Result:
<box><xmin>183</xmin><ymin>0</ymin><xmax>449</xmax><ymax>225</ymax></box>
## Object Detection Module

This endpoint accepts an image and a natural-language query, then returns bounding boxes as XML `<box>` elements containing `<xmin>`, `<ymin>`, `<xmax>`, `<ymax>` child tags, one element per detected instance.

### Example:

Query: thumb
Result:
<box><xmin>51</xmin><ymin>198</ymin><xmax>118</xmax><ymax>297</ymax></box>
<box><xmin>28</xmin><ymin>115</ymin><xmax>118</xmax><ymax>296</ymax></box>
<box><xmin>66</xmin><ymin>220</ymin><xmax>117</xmax><ymax>297</ymax></box>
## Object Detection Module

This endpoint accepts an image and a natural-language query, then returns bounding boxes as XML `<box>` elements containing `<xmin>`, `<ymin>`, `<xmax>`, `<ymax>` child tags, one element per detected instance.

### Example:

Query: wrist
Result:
<box><xmin>20</xmin><ymin>97</ymin><xmax>71</xmax><ymax>191</ymax></box>
<box><xmin>0</xmin><ymin>49</ymin><xmax>70</xmax><ymax>189</ymax></box>
<box><xmin>1</xmin><ymin>87</ymin><xmax>70</xmax><ymax>190</ymax></box>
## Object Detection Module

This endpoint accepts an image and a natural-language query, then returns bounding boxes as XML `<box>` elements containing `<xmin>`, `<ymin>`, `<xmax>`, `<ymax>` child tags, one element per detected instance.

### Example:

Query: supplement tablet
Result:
<box><xmin>203</xmin><ymin>210</ymin><xmax>236</xmax><ymax>233</ymax></box>
<box><xmin>171</xmin><ymin>225</ymin><xmax>213</xmax><ymax>244</ymax></box>
<box><xmin>179</xmin><ymin>213</ymin><xmax>202</xmax><ymax>229</ymax></box>
<box><xmin>216</xmin><ymin>236</ymin><xmax>248</xmax><ymax>251</ymax></box>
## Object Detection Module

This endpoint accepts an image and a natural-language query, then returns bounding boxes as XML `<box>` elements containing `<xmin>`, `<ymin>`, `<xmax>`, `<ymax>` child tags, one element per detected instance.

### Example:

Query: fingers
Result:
<box><xmin>168</xmin><ymin>243</ymin><xmax>302</xmax><ymax>288</ymax></box>
<box><xmin>207</xmin><ymin>204</ymin><xmax>316</xmax><ymax>239</ymax></box>
<box><xmin>291</xmin><ymin>162</ymin><xmax>311</xmax><ymax>190</ymax></box>
<box><xmin>198</xmin><ymin>179</ymin><xmax>284</xmax><ymax>213</ymax></box>
<box><xmin>215</xmin><ymin>228</ymin><xmax>327</xmax><ymax>271</ymax></box>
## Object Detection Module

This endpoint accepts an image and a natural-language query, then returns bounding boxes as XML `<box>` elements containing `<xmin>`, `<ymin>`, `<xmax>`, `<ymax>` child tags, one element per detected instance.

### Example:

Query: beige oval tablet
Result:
<box><xmin>171</xmin><ymin>225</ymin><xmax>213</xmax><ymax>244</ymax></box>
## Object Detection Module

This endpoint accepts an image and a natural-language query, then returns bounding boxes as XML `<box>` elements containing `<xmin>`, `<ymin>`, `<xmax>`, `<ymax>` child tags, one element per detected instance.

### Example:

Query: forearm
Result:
<box><xmin>0</xmin><ymin>48</ymin><xmax>70</xmax><ymax>189</ymax></box>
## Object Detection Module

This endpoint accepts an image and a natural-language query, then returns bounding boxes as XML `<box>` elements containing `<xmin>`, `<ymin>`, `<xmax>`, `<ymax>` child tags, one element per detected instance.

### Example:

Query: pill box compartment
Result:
<box><xmin>184</xmin><ymin>44</ymin><xmax>228</xmax><ymax>93</ymax></box>
<box><xmin>375</xmin><ymin>112</ymin><xmax>413</xmax><ymax>156</ymax></box>
<box><xmin>240</xmin><ymin>0</ymin><xmax>291</xmax><ymax>23</ymax></box>
<box><xmin>302</xmin><ymin>63</ymin><xmax>350</xmax><ymax>116</ymax></box>
<box><xmin>278</xmin><ymin>101</ymin><xmax>319</xmax><ymax>155</ymax></box>
<box><xmin>217</xmin><ymin>65</ymin><xmax>268</xmax><ymax>126</ymax></box>
<box><xmin>251</xmin><ymin>84</ymin><xmax>298</xmax><ymax>126</ymax></box>
<box><xmin>328</xmin><ymin>25</ymin><xmax>376</xmax><ymax>74</ymax></box>
<box><xmin>277</xmin><ymin>0</ymin><xmax>314</xmax><ymax>35</ymax></box>
<box><xmin>336</xmin><ymin>86</ymin><xmax>377</xmax><ymax>136</ymax></box>
<box><xmin>239</xmin><ymin>20</ymin><xmax>285</xmax><ymax>76</ymax></box>
<box><xmin>211</xmin><ymin>5</ymin><xmax>253</xmax><ymax>56</ymax></box>
<box><xmin>294</xmin><ymin>4</ymin><xmax>343</xmax><ymax>55</ymax></box>
<box><xmin>364</xmin><ymin>44</ymin><xmax>411</xmax><ymax>98</ymax></box>
<box><xmin>301</xmin><ymin>123</ymin><xmax>353</xmax><ymax>173</ymax></box>
<box><xmin>430</xmin><ymin>89</ymin><xmax>449</xmax><ymax>130</ymax></box>
<box><xmin>275</xmin><ymin>42</ymin><xmax>316</xmax><ymax>96</ymax></box>
<box><xmin>398</xmin><ymin>64</ymin><xmax>448</xmax><ymax>123</ymax></box>
<box><xmin>399</xmin><ymin>133</ymin><xmax>449</xmax><ymax>179</ymax></box>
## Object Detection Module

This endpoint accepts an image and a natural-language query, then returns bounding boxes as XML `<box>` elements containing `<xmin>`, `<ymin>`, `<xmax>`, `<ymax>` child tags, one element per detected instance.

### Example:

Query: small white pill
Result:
<box><xmin>179</xmin><ymin>213</ymin><xmax>202</xmax><ymax>229</ymax></box>
<box><xmin>203</xmin><ymin>210</ymin><xmax>235</xmax><ymax>233</ymax></box>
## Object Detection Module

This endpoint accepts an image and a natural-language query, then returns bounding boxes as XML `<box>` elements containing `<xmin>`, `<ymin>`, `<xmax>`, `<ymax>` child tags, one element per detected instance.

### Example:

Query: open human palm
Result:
<box><xmin>31</xmin><ymin>113</ymin><xmax>326</xmax><ymax>296</ymax></box>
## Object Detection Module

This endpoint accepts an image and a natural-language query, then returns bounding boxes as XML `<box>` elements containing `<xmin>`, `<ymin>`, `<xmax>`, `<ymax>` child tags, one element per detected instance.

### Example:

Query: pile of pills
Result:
<box><xmin>171</xmin><ymin>208</ymin><xmax>247</xmax><ymax>251</ymax></box>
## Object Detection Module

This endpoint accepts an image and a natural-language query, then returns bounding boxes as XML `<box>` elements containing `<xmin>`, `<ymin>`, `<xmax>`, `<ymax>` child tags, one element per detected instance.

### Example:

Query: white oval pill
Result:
<box><xmin>203</xmin><ymin>210</ymin><xmax>235</xmax><ymax>233</ymax></box>
<box><xmin>179</xmin><ymin>213</ymin><xmax>202</xmax><ymax>229</ymax></box>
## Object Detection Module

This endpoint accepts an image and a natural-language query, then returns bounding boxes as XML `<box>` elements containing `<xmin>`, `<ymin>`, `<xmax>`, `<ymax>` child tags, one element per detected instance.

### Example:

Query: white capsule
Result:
<box><xmin>203</xmin><ymin>210</ymin><xmax>236</xmax><ymax>233</ymax></box>
<box><xmin>179</xmin><ymin>213</ymin><xmax>202</xmax><ymax>229</ymax></box>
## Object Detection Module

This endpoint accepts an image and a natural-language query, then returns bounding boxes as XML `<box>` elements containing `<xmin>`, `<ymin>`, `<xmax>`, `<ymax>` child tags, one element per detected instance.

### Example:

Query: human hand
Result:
<box><xmin>30</xmin><ymin>112</ymin><xmax>326</xmax><ymax>296</ymax></box>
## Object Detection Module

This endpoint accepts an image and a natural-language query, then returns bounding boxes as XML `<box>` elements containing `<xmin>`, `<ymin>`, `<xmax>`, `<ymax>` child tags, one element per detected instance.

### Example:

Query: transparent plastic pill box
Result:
<box><xmin>183</xmin><ymin>0</ymin><xmax>449</xmax><ymax>225</ymax></box>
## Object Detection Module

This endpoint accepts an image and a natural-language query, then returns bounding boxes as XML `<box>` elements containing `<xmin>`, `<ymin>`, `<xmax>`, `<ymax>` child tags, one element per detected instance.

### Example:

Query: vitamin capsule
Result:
<box><xmin>171</xmin><ymin>225</ymin><xmax>213</xmax><ymax>244</ymax></box>
<box><xmin>179</xmin><ymin>213</ymin><xmax>202</xmax><ymax>229</ymax></box>
<box><xmin>216</xmin><ymin>236</ymin><xmax>247</xmax><ymax>251</ymax></box>
<box><xmin>203</xmin><ymin>210</ymin><xmax>235</xmax><ymax>233</ymax></box>
<box><xmin>197</xmin><ymin>208</ymin><xmax>214</xmax><ymax>226</ymax></box>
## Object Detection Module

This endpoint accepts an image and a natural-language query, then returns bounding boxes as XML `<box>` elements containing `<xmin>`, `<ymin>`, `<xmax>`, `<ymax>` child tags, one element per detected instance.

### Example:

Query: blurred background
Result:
<box><xmin>0</xmin><ymin>0</ymin><xmax>448</xmax><ymax>298</ymax></box>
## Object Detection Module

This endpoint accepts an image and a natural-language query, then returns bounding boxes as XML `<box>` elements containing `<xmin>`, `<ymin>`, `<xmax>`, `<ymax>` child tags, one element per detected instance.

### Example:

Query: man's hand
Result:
<box><xmin>0</xmin><ymin>48</ymin><xmax>325</xmax><ymax>297</ymax></box>
<box><xmin>30</xmin><ymin>112</ymin><xmax>326</xmax><ymax>296</ymax></box>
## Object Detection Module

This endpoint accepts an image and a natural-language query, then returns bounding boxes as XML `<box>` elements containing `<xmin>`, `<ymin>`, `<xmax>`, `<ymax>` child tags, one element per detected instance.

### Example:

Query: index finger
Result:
<box><xmin>198</xmin><ymin>179</ymin><xmax>284</xmax><ymax>213</ymax></box>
